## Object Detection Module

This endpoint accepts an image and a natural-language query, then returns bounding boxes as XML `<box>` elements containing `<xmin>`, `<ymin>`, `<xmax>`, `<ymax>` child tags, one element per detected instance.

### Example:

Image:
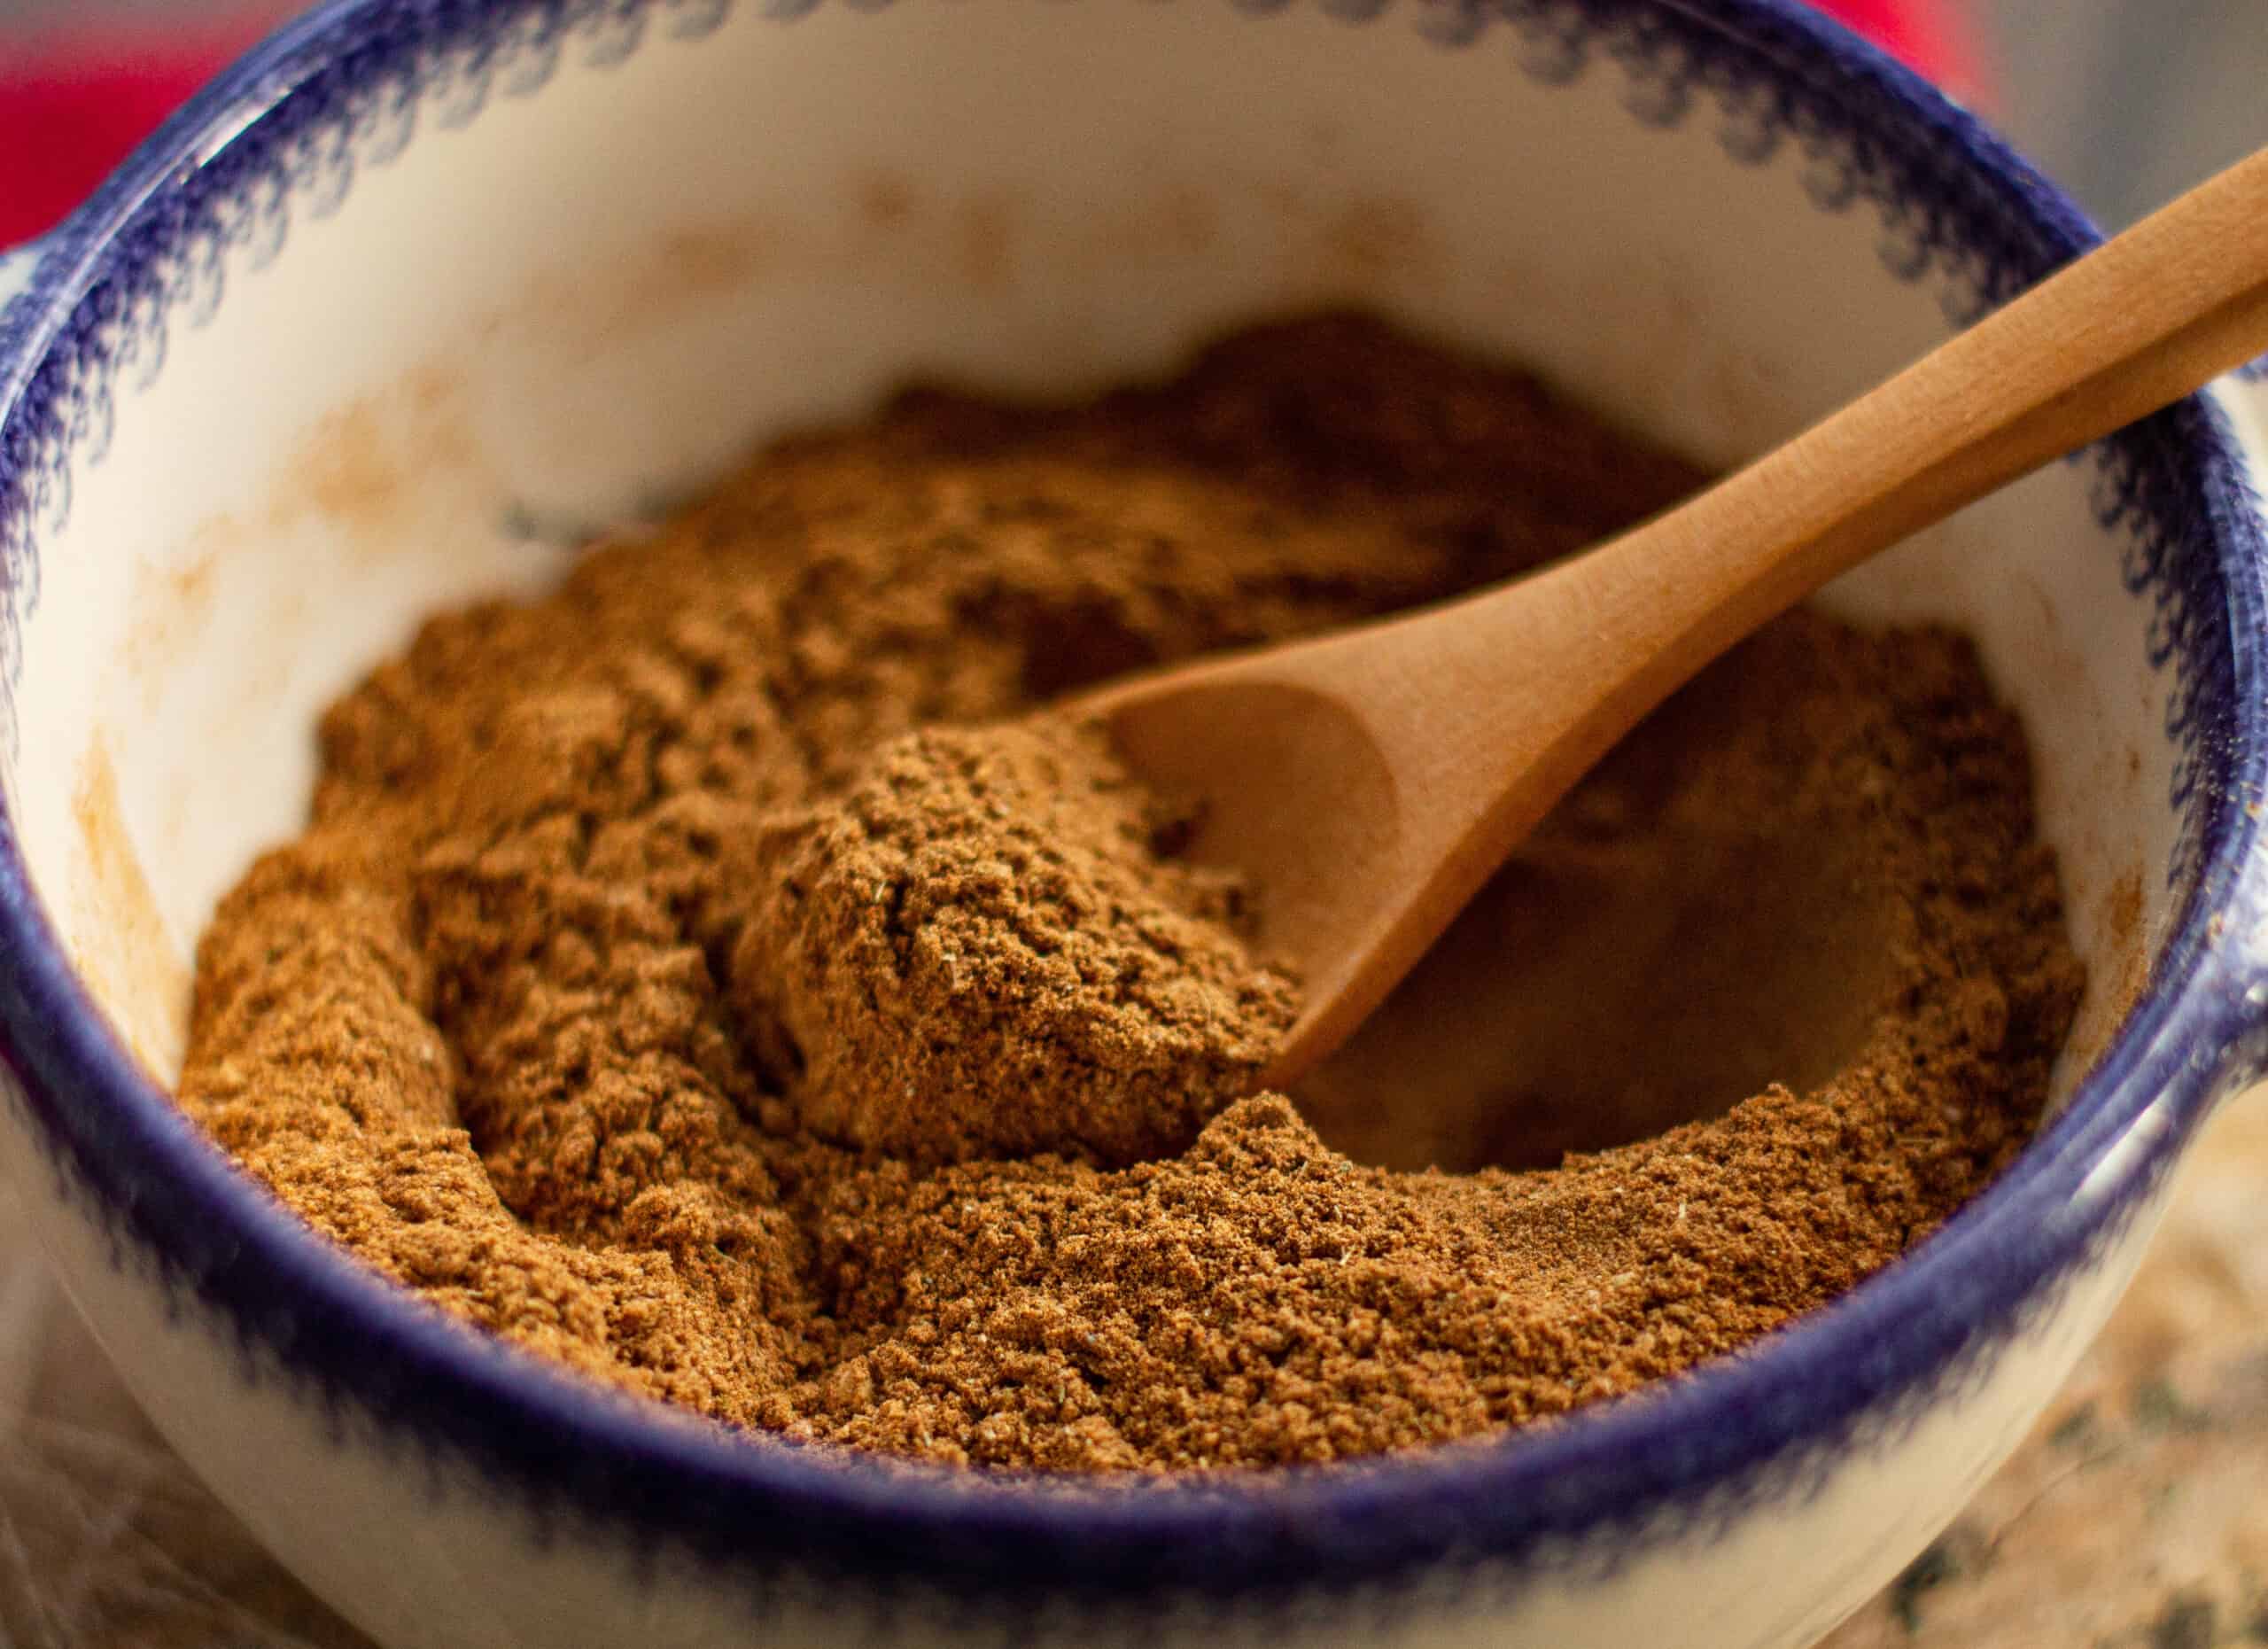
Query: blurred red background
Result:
<box><xmin>0</xmin><ymin>2</ymin><xmax>1982</xmax><ymax>251</ymax></box>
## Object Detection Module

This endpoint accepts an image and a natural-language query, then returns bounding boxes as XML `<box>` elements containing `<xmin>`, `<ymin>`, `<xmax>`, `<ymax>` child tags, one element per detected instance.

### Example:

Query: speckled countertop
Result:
<box><xmin>1826</xmin><ymin>1089</ymin><xmax>2268</xmax><ymax>1649</ymax></box>
<box><xmin>1</xmin><ymin>1090</ymin><xmax>2263</xmax><ymax>1645</ymax></box>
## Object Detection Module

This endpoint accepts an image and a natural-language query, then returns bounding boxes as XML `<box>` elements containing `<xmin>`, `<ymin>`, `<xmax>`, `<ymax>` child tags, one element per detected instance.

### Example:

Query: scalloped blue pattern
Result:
<box><xmin>0</xmin><ymin>0</ymin><xmax>2265</xmax><ymax>1630</ymax></box>
<box><xmin>0</xmin><ymin>0</ymin><xmax>731</xmax><ymax>758</ymax></box>
<box><xmin>0</xmin><ymin>0</ymin><xmax>2234</xmax><ymax>897</ymax></box>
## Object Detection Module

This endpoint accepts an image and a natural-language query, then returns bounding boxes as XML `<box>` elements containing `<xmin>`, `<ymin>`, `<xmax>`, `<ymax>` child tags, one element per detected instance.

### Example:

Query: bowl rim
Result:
<box><xmin>1</xmin><ymin>0</ymin><xmax>2265</xmax><ymax>1606</ymax></box>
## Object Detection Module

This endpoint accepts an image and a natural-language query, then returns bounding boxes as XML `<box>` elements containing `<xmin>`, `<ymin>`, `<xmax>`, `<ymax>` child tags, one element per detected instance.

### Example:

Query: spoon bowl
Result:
<box><xmin>1089</xmin><ymin>143</ymin><xmax>2268</xmax><ymax>1087</ymax></box>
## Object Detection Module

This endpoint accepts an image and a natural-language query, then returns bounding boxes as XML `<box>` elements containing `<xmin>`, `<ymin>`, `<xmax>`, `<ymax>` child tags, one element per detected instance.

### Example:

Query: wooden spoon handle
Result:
<box><xmin>1481</xmin><ymin>142</ymin><xmax>2268</xmax><ymax>777</ymax></box>
<box><xmin>1253</xmin><ymin>142</ymin><xmax>2268</xmax><ymax>1085</ymax></box>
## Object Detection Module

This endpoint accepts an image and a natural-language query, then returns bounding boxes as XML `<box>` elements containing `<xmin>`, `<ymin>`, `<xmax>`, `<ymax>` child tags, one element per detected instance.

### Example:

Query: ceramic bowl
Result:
<box><xmin>3</xmin><ymin>3</ymin><xmax>2266</xmax><ymax>1645</ymax></box>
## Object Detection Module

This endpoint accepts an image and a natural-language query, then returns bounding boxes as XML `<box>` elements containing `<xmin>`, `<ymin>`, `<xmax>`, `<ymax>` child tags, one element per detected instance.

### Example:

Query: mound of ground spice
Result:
<box><xmin>176</xmin><ymin>315</ymin><xmax>2084</xmax><ymax>1470</ymax></box>
<box><xmin>745</xmin><ymin>718</ymin><xmax>1294</xmax><ymax>1163</ymax></box>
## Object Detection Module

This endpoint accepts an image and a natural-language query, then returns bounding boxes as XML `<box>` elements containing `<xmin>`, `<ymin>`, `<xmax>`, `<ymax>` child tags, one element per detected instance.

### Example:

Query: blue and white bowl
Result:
<box><xmin>1</xmin><ymin>3</ymin><xmax>2264</xmax><ymax>1645</ymax></box>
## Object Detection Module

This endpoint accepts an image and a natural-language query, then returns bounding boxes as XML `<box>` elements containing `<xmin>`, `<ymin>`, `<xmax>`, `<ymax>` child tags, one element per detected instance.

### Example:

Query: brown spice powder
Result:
<box><xmin>745</xmin><ymin>719</ymin><xmax>1295</xmax><ymax>1165</ymax></box>
<box><xmin>176</xmin><ymin>315</ymin><xmax>2084</xmax><ymax>1470</ymax></box>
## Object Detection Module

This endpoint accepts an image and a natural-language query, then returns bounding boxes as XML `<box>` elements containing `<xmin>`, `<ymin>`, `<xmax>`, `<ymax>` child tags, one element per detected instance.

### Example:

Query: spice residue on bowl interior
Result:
<box><xmin>175</xmin><ymin>316</ymin><xmax>2083</xmax><ymax>1471</ymax></box>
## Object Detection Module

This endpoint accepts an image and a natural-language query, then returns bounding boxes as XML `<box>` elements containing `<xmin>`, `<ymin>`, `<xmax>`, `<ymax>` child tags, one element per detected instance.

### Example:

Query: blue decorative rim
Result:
<box><xmin>2</xmin><ymin>0</ymin><xmax>2267</xmax><ymax>1616</ymax></box>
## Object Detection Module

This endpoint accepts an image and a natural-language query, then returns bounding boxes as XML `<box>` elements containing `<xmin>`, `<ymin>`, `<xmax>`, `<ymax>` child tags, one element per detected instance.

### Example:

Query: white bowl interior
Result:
<box><xmin>8</xmin><ymin>2</ymin><xmax>2199</xmax><ymax>1107</ymax></box>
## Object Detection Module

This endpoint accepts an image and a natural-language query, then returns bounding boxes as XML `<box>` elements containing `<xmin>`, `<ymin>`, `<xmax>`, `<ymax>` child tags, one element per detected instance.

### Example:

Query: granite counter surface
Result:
<box><xmin>1826</xmin><ymin>1089</ymin><xmax>2268</xmax><ymax>1649</ymax></box>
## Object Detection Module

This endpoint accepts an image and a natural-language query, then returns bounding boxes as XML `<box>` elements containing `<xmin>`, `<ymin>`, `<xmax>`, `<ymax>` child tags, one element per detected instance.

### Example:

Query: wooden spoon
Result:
<box><xmin>1085</xmin><ymin>144</ymin><xmax>2268</xmax><ymax>1092</ymax></box>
